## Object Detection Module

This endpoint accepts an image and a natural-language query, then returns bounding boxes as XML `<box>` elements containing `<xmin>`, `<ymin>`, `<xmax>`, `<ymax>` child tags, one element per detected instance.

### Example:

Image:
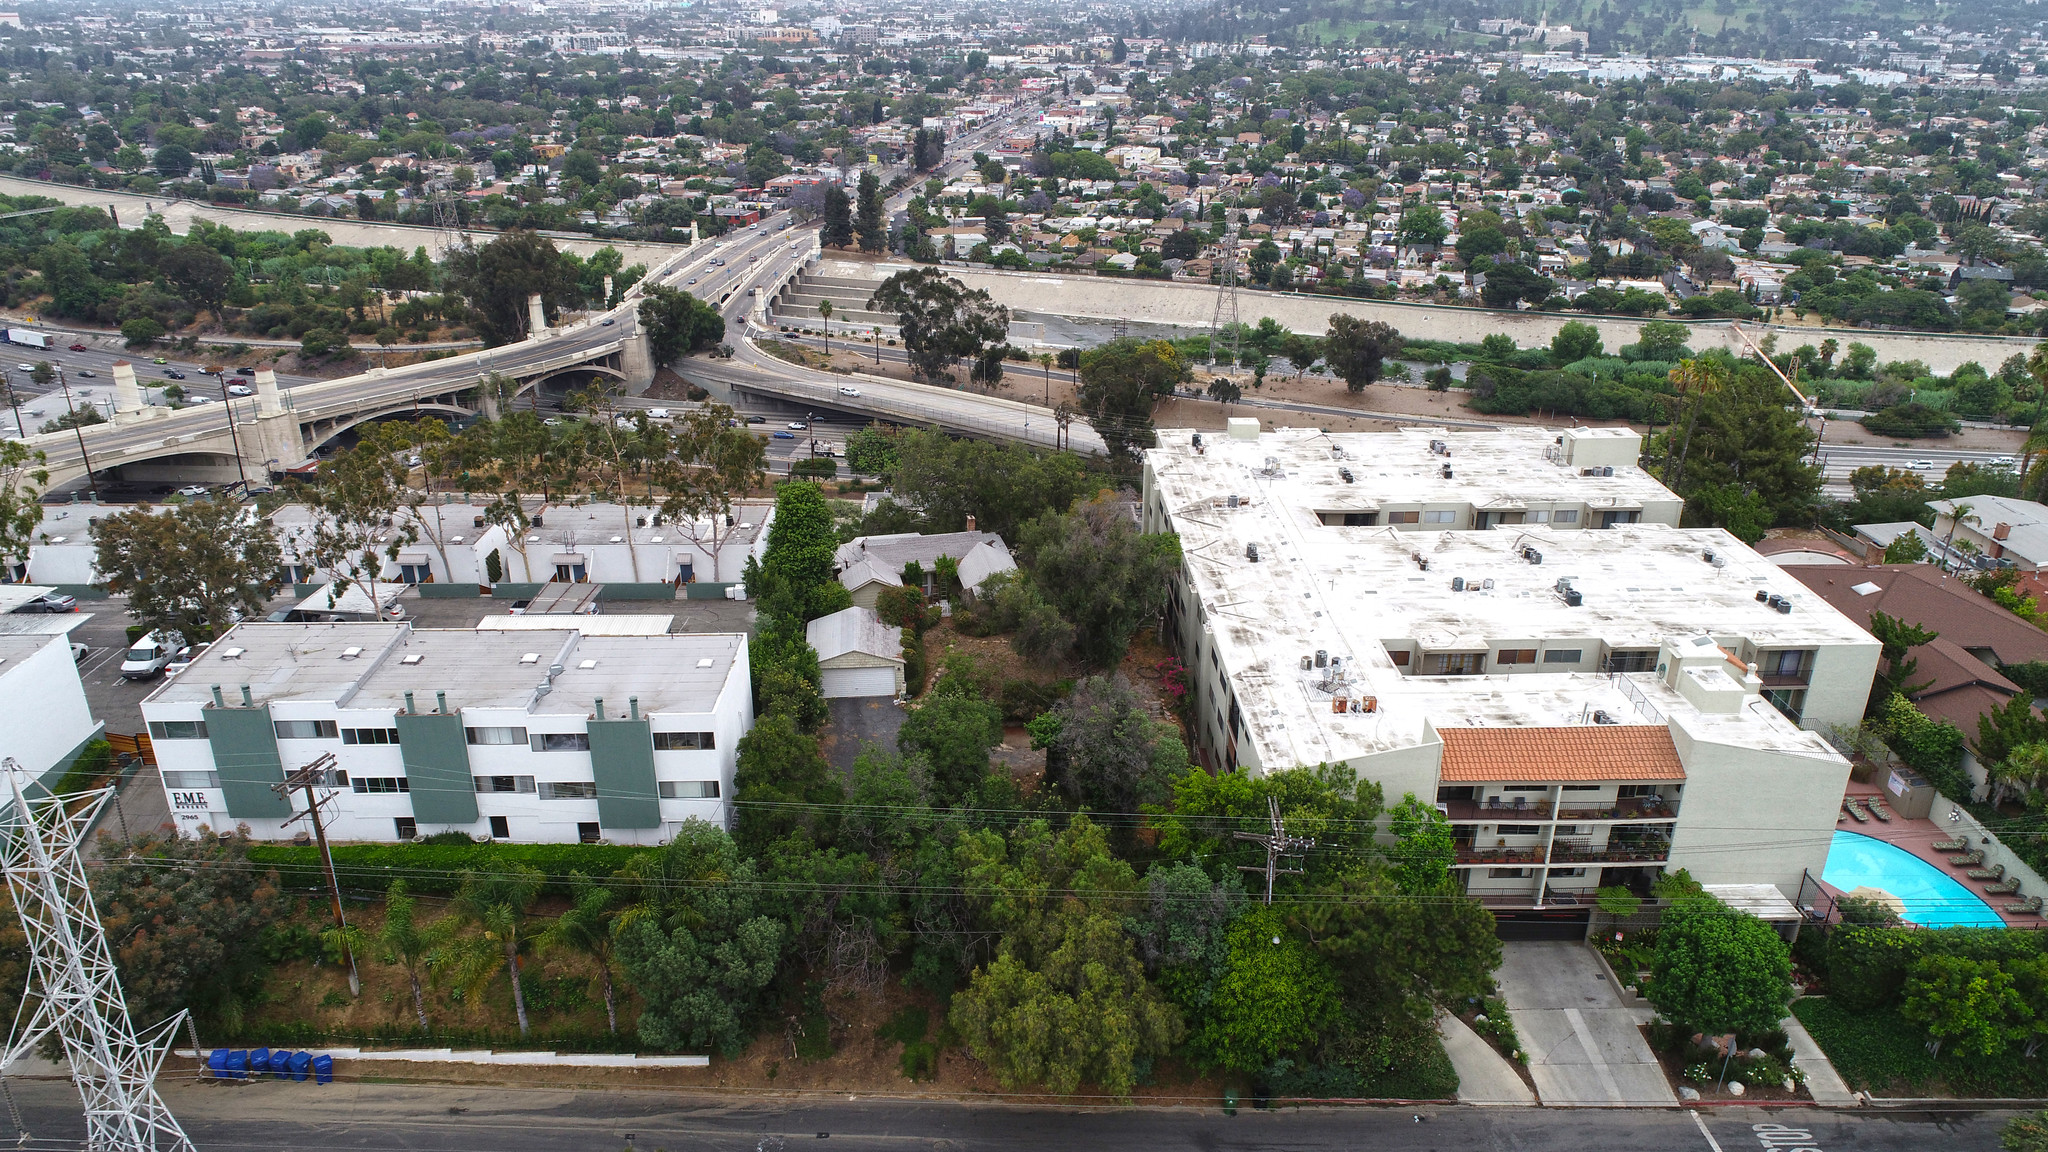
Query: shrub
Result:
<box><xmin>245</xmin><ymin>842</ymin><xmax>650</xmax><ymax>897</ymax></box>
<box><xmin>1862</xmin><ymin>402</ymin><xmax>1961</xmax><ymax>439</ymax></box>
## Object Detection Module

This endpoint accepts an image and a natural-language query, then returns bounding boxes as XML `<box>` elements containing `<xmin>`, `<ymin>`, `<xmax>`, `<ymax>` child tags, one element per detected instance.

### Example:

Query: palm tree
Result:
<box><xmin>441</xmin><ymin>865</ymin><xmax>545</xmax><ymax>1036</ymax></box>
<box><xmin>818</xmin><ymin>299</ymin><xmax>833</xmax><ymax>354</ymax></box>
<box><xmin>537</xmin><ymin>873</ymin><xmax>624</xmax><ymax>1033</ymax></box>
<box><xmin>327</xmin><ymin>880</ymin><xmax>454</xmax><ymax>1029</ymax></box>
<box><xmin>1936</xmin><ymin>500</ymin><xmax>1980</xmax><ymax>575</ymax></box>
<box><xmin>1664</xmin><ymin>357</ymin><xmax>1728</xmax><ymax>491</ymax></box>
<box><xmin>1037</xmin><ymin>352</ymin><xmax>1055</xmax><ymax>405</ymax></box>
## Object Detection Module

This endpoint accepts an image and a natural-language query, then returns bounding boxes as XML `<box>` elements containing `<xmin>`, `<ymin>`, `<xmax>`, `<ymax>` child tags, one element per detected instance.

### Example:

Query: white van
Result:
<box><xmin>120</xmin><ymin>631</ymin><xmax>183</xmax><ymax>680</ymax></box>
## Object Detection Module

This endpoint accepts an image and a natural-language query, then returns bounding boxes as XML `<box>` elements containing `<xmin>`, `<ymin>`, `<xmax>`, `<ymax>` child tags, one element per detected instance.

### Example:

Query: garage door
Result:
<box><xmin>821</xmin><ymin>665</ymin><xmax>897</xmax><ymax>698</ymax></box>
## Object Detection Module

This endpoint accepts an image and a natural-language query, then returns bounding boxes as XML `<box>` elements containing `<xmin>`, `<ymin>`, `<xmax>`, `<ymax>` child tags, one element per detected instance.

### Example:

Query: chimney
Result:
<box><xmin>210</xmin><ymin>684</ymin><xmax>225</xmax><ymax>708</ymax></box>
<box><xmin>436</xmin><ymin>690</ymin><xmax>448</xmax><ymax>714</ymax></box>
<box><xmin>403</xmin><ymin>690</ymin><xmax>416</xmax><ymax>714</ymax></box>
<box><xmin>253</xmin><ymin>367</ymin><xmax>283</xmax><ymax>417</ymax></box>
<box><xmin>1995</xmin><ymin>522</ymin><xmax>2012</xmax><ymax>541</ymax></box>
<box><xmin>965</xmin><ymin>514</ymin><xmax>977</xmax><ymax>531</ymax></box>
<box><xmin>239</xmin><ymin>685</ymin><xmax>253</xmax><ymax>707</ymax></box>
<box><xmin>593</xmin><ymin>696</ymin><xmax>604</xmax><ymax>719</ymax></box>
<box><xmin>111</xmin><ymin>360</ymin><xmax>143</xmax><ymax>416</ymax></box>
<box><xmin>629</xmin><ymin>696</ymin><xmax>640</xmax><ymax>720</ymax></box>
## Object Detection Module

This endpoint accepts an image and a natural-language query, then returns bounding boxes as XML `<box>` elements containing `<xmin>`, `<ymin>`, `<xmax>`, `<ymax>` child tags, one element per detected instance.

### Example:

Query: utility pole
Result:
<box><xmin>2</xmin><ymin>370</ymin><xmax>22</xmax><ymax>440</ymax></box>
<box><xmin>55</xmin><ymin>368</ymin><xmax>97</xmax><ymax>501</ymax></box>
<box><xmin>215</xmin><ymin>372</ymin><xmax>249</xmax><ymax>492</ymax></box>
<box><xmin>273</xmin><ymin>753</ymin><xmax>359</xmax><ymax>995</ymax></box>
<box><xmin>1234</xmin><ymin>796</ymin><xmax>1313</xmax><ymax>905</ymax></box>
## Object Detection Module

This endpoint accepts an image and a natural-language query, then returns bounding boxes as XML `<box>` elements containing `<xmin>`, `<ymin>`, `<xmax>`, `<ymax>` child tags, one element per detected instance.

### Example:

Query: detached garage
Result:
<box><xmin>807</xmin><ymin>606</ymin><xmax>906</xmax><ymax>698</ymax></box>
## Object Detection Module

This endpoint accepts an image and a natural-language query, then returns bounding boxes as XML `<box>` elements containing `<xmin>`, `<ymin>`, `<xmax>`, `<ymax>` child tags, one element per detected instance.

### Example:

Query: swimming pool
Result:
<box><xmin>1821</xmin><ymin>830</ymin><xmax>2005</xmax><ymax>929</ymax></box>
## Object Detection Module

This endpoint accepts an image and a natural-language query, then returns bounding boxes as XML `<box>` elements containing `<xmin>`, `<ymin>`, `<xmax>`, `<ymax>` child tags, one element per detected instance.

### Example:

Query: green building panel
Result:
<box><xmin>201</xmin><ymin>705</ymin><xmax>292</xmax><ymax>819</ymax></box>
<box><xmin>587</xmin><ymin>719</ymin><xmax>660</xmax><ymax>829</ymax></box>
<box><xmin>395</xmin><ymin>712</ymin><xmax>479</xmax><ymax>825</ymax></box>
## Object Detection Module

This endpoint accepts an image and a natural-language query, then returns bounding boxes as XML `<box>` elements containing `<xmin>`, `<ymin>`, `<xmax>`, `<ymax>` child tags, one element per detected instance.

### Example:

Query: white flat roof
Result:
<box><xmin>477</xmin><ymin>614</ymin><xmax>674</xmax><ymax>635</ymax></box>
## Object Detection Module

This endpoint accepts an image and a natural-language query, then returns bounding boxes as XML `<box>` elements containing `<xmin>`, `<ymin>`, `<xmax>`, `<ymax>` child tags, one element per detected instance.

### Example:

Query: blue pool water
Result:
<box><xmin>1821</xmin><ymin>830</ymin><xmax>2005</xmax><ymax>928</ymax></box>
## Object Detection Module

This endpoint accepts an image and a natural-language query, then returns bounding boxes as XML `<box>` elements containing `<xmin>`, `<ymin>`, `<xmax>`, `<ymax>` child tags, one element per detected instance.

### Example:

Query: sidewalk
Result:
<box><xmin>1436</xmin><ymin>1011</ymin><xmax>1536</xmax><ymax>1105</ymax></box>
<box><xmin>1782</xmin><ymin>1010</ymin><xmax>1858</xmax><ymax>1105</ymax></box>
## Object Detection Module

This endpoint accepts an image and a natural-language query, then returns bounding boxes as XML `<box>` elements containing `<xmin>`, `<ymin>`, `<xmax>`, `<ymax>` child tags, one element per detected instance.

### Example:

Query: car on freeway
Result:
<box><xmin>772</xmin><ymin>430</ymin><xmax>795</xmax><ymax>439</ymax></box>
<box><xmin>163</xmin><ymin>369</ymin><xmax>185</xmax><ymax>379</ymax></box>
<box><xmin>686</xmin><ymin>278</ymin><xmax>698</xmax><ymax>285</ymax></box>
<box><xmin>236</xmin><ymin>366</ymin><xmax>256</xmax><ymax>376</ymax></box>
<box><xmin>543</xmin><ymin>417</ymin><xmax>563</xmax><ymax>426</ymax></box>
<box><xmin>1993</xmin><ymin>455</ymin><xmax>2018</xmax><ymax>467</ymax></box>
<box><xmin>1910</xmin><ymin>459</ymin><xmax>1935</xmax><ymax>469</ymax></box>
<box><xmin>838</xmin><ymin>386</ymin><xmax>861</xmax><ymax>397</ymax></box>
<box><xmin>13</xmin><ymin>363</ymin><xmax>30</xmax><ymax>372</ymax></box>
<box><xmin>745</xmin><ymin>415</ymin><xmax>767</xmax><ymax>424</ymax></box>
<box><xmin>151</xmin><ymin>357</ymin><xmax>167</xmax><ymax>364</ymax></box>
<box><xmin>75</xmin><ymin>369</ymin><xmax>93</xmax><ymax>378</ymax></box>
<box><xmin>187</xmin><ymin>395</ymin><xmax>214</xmax><ymax>404</ymax></box>
<box><xmin>787</xmin><ymin>421</ymin><xmax>808</xmax><ymax>429</ymax></box>
<box><xmin>175</xmin><ymin>484</ymin><xmax>209</xmax><ymax>497</ymax></box>
<box><xmin>647</xmin><ymin>408</ymin><xmax>671</xmax><ymax>419</ymax></box>
<box><xmin>13</xmin><ymin>592</ymin><xmax>77</xmax><ymax>614</ymax></box>
<box><xmin>66</xmin><ymin>344</ymin><xmax>85</xmax><ymax>352</ymax></box>
<box><xmin>600</xmin><ymin>318</ymin><xmax>615</xmax><ymax>326</ymax></box>
<box><xmin>226</xmin><ymin>383</ymin><xmax>253</xmax><ymax>396</ymax></box>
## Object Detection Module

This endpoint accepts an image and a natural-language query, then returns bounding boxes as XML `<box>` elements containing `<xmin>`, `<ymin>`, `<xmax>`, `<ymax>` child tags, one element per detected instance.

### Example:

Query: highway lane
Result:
<box><xmin>0</xmin><ymin>1076</ymin><xmax>2017</xmax><ymax>1152</ymax></box>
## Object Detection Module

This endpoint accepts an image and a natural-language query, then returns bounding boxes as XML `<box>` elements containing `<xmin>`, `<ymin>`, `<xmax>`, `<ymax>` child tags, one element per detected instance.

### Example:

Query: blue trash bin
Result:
<box><xmin>311</xmin><ymin>1054</ymin><xmax>333</xmax><ymax>1085</ymax></box>
<box><xmin>248</xmin><ymin>1047</ymin><xmax>270</xmax><ymax>1079</ymax></box>
<box><xmin>224</xmin><ymin>1051</ymin><xmax>249</xmax><ymax>1080</ymax></box>
<box><xmin>267</xmin><ymin>1049</ymin><xmax>292</xmax><ymax>1077</ymax></box>
<box><xmin>287</xmin><ymin>1051</ymin><xmax>311</xmax><ymax>1082</ymax></box>
<box><xmin>205</xmin><ymin>1049</ymin><xmax>229</xmax><ymax>1078</ymax></box>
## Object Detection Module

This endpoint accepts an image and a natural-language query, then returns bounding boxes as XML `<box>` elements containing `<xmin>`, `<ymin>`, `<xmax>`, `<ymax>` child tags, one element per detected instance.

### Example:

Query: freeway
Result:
<box><xmin>0</xmin><ymin>1076</ymin><xmax>2020</xmax><ymax>1152</ymax></box>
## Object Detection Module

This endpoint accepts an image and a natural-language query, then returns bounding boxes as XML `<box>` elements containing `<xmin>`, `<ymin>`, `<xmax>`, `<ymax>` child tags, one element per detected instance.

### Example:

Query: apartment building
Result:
<box><xmin>142</xmin><ymin>622</ymin><xmax>752</xmax><ymax>845</ymax></box>
<box><xmin>1142</xmin><ymin>425</ymin><xmax>1881</xmax><ymax>917</ymax></box>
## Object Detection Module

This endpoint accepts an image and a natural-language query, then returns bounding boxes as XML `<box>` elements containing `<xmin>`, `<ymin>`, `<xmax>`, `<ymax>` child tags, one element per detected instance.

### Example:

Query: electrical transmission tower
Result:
<box><xmin>0</xmin><ymin>764</ymin><xmax>195</xmax><ymax>1152</ymax></box>
<box><xmin>425</xmin><ymin>183</ymin><xmax>465</xmax><ymax>256</ymax></box>
<box><xmin>1207</xmin><ymin>235</ymin><xmax>1242</xmax><ymax>375</ymax></box>
<box><xmin>1233</xmin><ymin>796</ymin><xmax>1314</xmax><ymax>905</ymax></box>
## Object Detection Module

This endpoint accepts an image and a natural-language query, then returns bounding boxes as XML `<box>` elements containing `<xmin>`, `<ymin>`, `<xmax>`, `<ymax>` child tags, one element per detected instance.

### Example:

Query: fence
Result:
<box><xmin>490</xmin><ymin>583</ymin><xmax>545</xmax><ymax>599</ymax></box>
<box><xmin>684</xmin><ymin>582</ymin><xmax>739</xmax><ymax>600</ymax></box>
<box><xmin>601</xmin><ymin>583</ymin><xmax>677</xmax><ymax>601</ymax></box>
<box><xmin>417</xmin><ymin>583</ymin><xmax>483</xmax><ymax>599</ymax></box>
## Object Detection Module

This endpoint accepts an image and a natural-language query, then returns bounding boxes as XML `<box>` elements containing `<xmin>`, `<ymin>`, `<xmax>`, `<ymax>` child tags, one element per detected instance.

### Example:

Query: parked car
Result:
<box><xmin>164</xmin><ymin>642</ymin><xmax>208</xmax><ymax>677</ymax></box>
<box><xmin>69</xmin><ymin>641</ymin><xmax>88</xmax><ymax>662</ymax></box>
<box><xmin>13</xmin><ymin>592</ymin><xmax>77</xmax><ymax>613</ymax></box>
<box><xmin>226</xmin><ymin>384</ymin><xmax>253</xmax><ymax>396</ymax></box>
<box><xmin>66</xmin><ymin>344</ymin><xmax>85</xmax><ymax>352</ymax></box>
<box><xmin>119</xmin><ymin>631</ymin><xmax>183</xmax><ymax>680</ymax></box>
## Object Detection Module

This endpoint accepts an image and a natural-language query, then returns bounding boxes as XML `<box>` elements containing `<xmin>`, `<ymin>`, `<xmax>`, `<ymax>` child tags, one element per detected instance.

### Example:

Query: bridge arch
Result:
<box><xmin>302</xmin><ymin>402</ymin><xmax>476</xmax><ymax>454</ymax></box>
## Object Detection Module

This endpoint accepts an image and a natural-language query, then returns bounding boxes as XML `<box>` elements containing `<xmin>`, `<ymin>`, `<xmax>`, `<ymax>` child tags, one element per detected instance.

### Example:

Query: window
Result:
<box><xmin>161</xmin><ymin>770</ymin><xmax>221</xmax><ymax>789</ymax></box>
<box><xmin>1561</xmin><ymin>784</ymin><xmax>1602</xmax><ymax>792</ymax></box>
<box><xmin>1542</xmin><ymin>649</ymin><xmax>1583</xmax><ymax>664</ymax></box>
<box><xmin>281</xmin><ymin>564</ymin><xmax>315</xmax><ymax>584</ymax></box>
<box><xmin>1617</xmin><ymin>785</ymin><xmax>1661</xmax><ymax>799</ymax></box>
<box><xmin>531</xmin><ymin>732</ymin><xmax>591</xmax><ymax>752</ymax></box>
<box><xmin>1551</xmin><ymin>509</ymin><xmax>1579</xmax><ymax>523</ymax></box>
<box><xmin>397</xmin><ymin>563</ymin><xmax>432</xmax><ymax>584</ymax></box>
<box><xmin>1597</xmin><ymin>510</ymin><xmax>1640</xmax><ymax>528</ymax></box>
<box><xmin>653</xmin><ymin>731</ymin><xmax>717</xmax><ymax>751</ymax></box>
<box><xmin>489</xmin><ymin>815</ymin><xmax>510</xmax><ymax>839</ymax></box>
<box><xmin>273</xmin><ymin>719</ymin><xmax>339</xmax><ymax>740</ymax></box>
<box><xmin>554</xmin><ymin>561</ymin><xmax>587</xmax><ymax>583</ymax></box>
<box><xmin>540</xmin><ymin>781</ymin><xmax>597</xmax><ymax>800</ymax></box>
<box><xmin>342</xmin><ymin>727</ymin><xmax>402</xmax><ymax>745</ymax></box>
<box><xmin>473</xmin><ymin>775</ymin><xmax>536</xmax><ymax>794</ymax></box>
<box><xmin>660</xmin><ymin>780</ymin><xmax>721</xmax><ymax>799</ymax></box>
<box><xmin>1605</xmin><ymin>650</ymin><xmax>1657</xmax><ymax>674</ymax></box>
<box><xmin>1526</xmin><ymin>509</ymin><xmax>1552</xmax><ymax>523</ymax></box>
<box><xmin>394</xmin><ymin>817</ymin><xmax>417</xmax><ymax>840</ymax></box>
<box><xmin>577</xmin><ymin>822</ymin><xmax>602</xmax><ymax>843</ymax></box>
<box><xmin>1497</xmin><ymin>824</ymin><xmax>1541</xmax><ymax>835</ymax></box>
<box><xmin>466</xmin><ymin>726</ymin><xmax>529</xmax><ymax>746</ymax></box>
<box><xmin>1502</xmin><ymin>786</ymin><xmax>1549</xmax><ymax>792</ymax></box>
<box><xmin>1551</xmin><ymin>867</ymin><xmax>1588</xmax><ymax>878</ymax></box>
<box><xmin>1488</xmin><ymin>867</ymin><xmax>1532</xmax><ymax>878</ymax></box>
<box><xmin>1387</xmin><ymin>510</ymin><xmax>1420</xmax><ymax>524</ymax></box>
<box><xmin>1496</xmin><ymin>649</ymin><xmax>1538</xmax><ymax>665</ymax></box>
<box><xmin>1388</xmin><ymin>649</ymin><xmax>1411</xmax><ymax>666</ymax></box>
<box><xmin>1427</xmin><ymin>652</ymin><xmax>1486</xmax><ymax>675</ymax></box>
<box><xmin>351</xmin><ymin>777</ymin><xmax>410</xmax><ymax>794</ymax></box>
<box><xmin>147</xmin><ymin>720</ymin><xmax>208</xmax><ymax>740</ymax></box>
<box><xmin>1422</xmin><ymin>509</ymin><xmax>1457</xmax><ymax>524</ymax></box>
<box><xmin>1343</xmin><ymin>512</ymin><xmax>1378</xmax><ymax>526</ymax></box>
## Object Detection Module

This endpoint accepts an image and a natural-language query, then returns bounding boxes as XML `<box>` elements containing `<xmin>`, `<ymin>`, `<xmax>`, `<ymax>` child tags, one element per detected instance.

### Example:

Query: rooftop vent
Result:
<box><xmin>400</xmin><ymin>654</ymin><xmax>423</xmax><ymax>665</ymax></box>
<box><xmin>450</xmin><ymin>535</ymin><xmax>465</xmax><ymax>544</ymax></box>
<box><xmin>340</xmin><ymin>646</ymin><xmax>363</xmax><ymax>660</ymax></box>
<box><xmin>578</xmin><ymin>659</ymin><xmax>598</xmax><ymax>669</ymax></box>
<box><xmin>1316</xmin><ymin>650</ymin><xmax>1329</xmax><ymax>667</ymax></box>
<box><xmin>222</xmin><ymin>647</ymin><xmax>244</xmax><ymax>659</ymax></box>
<box><xmin>609</xmin><ymin>536</ymin><xmax>624</xmax><ymax>544</ymax></box>
<box><xmin>474</xmin><ymin>516</ymin><xmax>486</xmax><ymax>528</ymax></box>
<box><xmin>650</xmin><ymin>536</ymin><xmax>665</xmax><ymax>543</ymax></box>
<box><xmin>519</xmin><ymin>652</ymin><xmax>541</xmax><ymax>665</ymax></box>
<box><xmin>697</xmin><ymin>658</ymin><xmax>714</xmax><ymax>668</ymax></box>
<box><xmin>1191</xmin><ymin>432</ymin><xmax>1204</xmax><ymax>452</ymax></box>
<box><xmin>531</xmin><ymin>514</ymin><xmax>544</xmax><ymax>527</ymax></box>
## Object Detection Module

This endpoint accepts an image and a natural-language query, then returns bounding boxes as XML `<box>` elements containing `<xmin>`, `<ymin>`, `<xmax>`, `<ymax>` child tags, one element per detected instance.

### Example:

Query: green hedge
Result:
<box><xmin>1792</xmin><ymin>996</ymin><xmax>2048</xmax><ymax>1097</ymax></box>
<box><xmin>245</xmin><ymin>842</ymin><xmax>653</xmax><ymax>897</ymax></box>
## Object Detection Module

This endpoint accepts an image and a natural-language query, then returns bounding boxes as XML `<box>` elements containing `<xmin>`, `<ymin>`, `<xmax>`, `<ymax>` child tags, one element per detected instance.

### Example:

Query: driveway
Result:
<box><xmin>1496</xmin><ymin>941</ymin><xmax>1677</xmax><ymax>1108</ymax></box>
<box><xmin>819</xmin><ymin>695</ymin><xmax>904</xmax><ymax>774</ymax></box>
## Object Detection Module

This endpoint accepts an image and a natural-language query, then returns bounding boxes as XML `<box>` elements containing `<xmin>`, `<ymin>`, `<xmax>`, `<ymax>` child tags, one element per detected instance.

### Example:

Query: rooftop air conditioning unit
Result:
<box><xmin>1339</xmin><ymin>467</ymin><xmax>1354</xmax><ymax>483</ymax></box>
<box><xmin>1602</xmin><ymin>466</ymin><xmax>1614</xmax><ymax>477</ymax></box>
<box><xmin>1441</xmin><ymin>464</ymin><xmax>1454</xmax><ymax>479</ymax></box>
<box><xmin>1227</xmin><ymin>494</ymin><xmax>1240</xmax><ymax>508</ymax></box>
<box><xmin>1331</xmin><ymin>696</ymin><xmax>1348</xmax><ymax>714</ymax></box>
<box><xmin>1246</xmin><ymin>543</ymin><xmax>1261</xmax><ymax>562</ymax></box>
<box><xmin>1593</xmin><ymin>709</ymin><xmax>1617</xmax><ymax>724</ymax></box>
<box><xmin>1452</xmin><ymin>577</ymin><xmax>1466</xmax><ymax>591</ymax></box>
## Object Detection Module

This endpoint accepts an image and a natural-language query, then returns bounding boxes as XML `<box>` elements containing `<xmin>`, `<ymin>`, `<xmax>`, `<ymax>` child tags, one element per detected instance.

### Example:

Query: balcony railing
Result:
<box><xmin>1759</xmin><ymin>669</ymin><xmax>1812</xmax><ymax>688</ymax></box>
<box><xmin>1556</xmin><ymin>797</ymin><xmax>1678</xmax><ymax>821</ymax></box>
<box><xmin>1550</xmin><ymin>841</ymin><xmax>1672</xmax><ymax>865</ymax></box>
<box><xmin>1454</xmin><ymin>846</ymin><xmax>1544</xmax><ymax>866</ymax></box>
<box><xmin>1442</xmin><ymin>798</ymin><xmax>1555</xmax><ymax>822</ymax></box>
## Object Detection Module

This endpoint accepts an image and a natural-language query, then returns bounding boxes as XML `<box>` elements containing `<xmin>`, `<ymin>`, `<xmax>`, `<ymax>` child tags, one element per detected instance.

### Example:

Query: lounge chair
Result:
<box><xmin>1933</xmin><ymin>837</ymin><xmax>1968</xmax><ymax>852</ymax></box>
<box><xmin>1950</xmin><ymin>850</ymin><xmax>1986</xmax><ymax>867</ymax></box>
<box><xmin>2005</xmin><ymin>896</ymin><xmax>2044</xmax><ymax>916</ymax></box>
<box><xmin>1988</xmin><ymin>877</ymin><xmax>2024</xmax><ymax>896</ymax></box>
<box><xmin>1968</xmin><ymin>863</ymin><xmax>2005</xmax><ymax>881</ymax></box>
<box><xmin>1843</xmin><ymin>798</ymin><xmax>1870</xmax><ymax>823</ymax></box>
<box><xmin>1869</xmin><ymin>798</ymin><xmax>1895</xmax><ymax>822</ymax></box>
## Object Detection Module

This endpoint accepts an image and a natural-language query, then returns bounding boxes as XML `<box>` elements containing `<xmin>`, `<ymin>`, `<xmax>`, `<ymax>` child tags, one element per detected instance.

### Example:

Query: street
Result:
<box><xmin>0</xmin><ymin>1076</ymin><xmax>2024</xmax><ymax>1152</ymax></box>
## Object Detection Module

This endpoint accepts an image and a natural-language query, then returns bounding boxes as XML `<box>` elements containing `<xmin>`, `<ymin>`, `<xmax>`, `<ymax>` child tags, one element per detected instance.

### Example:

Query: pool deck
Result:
<box><xmin>1833</xmin><ymin>783</ymin><xmax>2037</xmax><ymax>928</ymax></box>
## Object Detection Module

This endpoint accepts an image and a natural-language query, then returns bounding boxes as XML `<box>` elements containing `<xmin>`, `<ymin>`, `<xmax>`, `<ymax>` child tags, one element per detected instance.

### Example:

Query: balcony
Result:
<box><xmin>1455</xmin><ymin>846</ymin><xmax>1544</xmax><ymax>866</ymax></box>
<box><xmin>1556</xmin><ymin>796</ymin><xmax>1678</xmax><ymax>822</ymax></box>
<box><xmin>1759</xmin><ymin>668</ymin><xmax>1812</xmax><ymax>689</ymax></box>
<box><xmin>1442</xmin><ymin>797</ymin><xmax>1555</xmax><ymax>822</ymax></box>
<box><xmin>1550</xmin><ymin>839</ymin><xmax>1672</xmax><ymax>865</ymax></box>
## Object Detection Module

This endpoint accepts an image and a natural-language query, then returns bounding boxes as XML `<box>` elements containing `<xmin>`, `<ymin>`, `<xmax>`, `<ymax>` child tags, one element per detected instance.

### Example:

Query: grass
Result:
<box><xmin>1792</xmin><ymin>996</ymin><xmax>2048</xmax><ymax>1098</ymax></box>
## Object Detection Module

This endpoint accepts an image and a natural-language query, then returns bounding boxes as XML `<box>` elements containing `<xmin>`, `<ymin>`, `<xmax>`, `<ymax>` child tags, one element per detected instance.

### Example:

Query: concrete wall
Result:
<box><xmin>1665</xmin><ymin>717</ymin><xmax>1850</xmax><ymax>894</ymax></box>
<box><xmin>823</xmin><ymin>254</ymin><xmax>2041</xmax><ymax>376</ymax></box>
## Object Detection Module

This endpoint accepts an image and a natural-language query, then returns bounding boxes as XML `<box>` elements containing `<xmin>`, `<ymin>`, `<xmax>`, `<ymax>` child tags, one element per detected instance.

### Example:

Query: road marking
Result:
<box><xmin>1691</xmin><ymin>1110</ymin><xmax>1724</xmax><ymax>1152</ymax></box>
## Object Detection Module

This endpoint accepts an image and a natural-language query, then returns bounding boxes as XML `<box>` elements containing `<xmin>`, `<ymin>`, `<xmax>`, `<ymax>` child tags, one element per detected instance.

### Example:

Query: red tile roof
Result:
<box><xmin>1437</xmin><ymin>725</ymin><xmax>1687</xmax><ymax>783</ymax></box>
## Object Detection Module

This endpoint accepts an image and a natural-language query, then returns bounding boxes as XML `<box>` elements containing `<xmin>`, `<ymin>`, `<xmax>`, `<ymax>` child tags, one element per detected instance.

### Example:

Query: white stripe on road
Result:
<box><xmin>1691</xmin><ymin>1110</ymin><xmax>1725</xmax><ymax>1152</ymax></box>
<box><xmin>1564</xmin><ymin>1007</ymin><xmax>1626</xmax><ymax>1104</ymax></box>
